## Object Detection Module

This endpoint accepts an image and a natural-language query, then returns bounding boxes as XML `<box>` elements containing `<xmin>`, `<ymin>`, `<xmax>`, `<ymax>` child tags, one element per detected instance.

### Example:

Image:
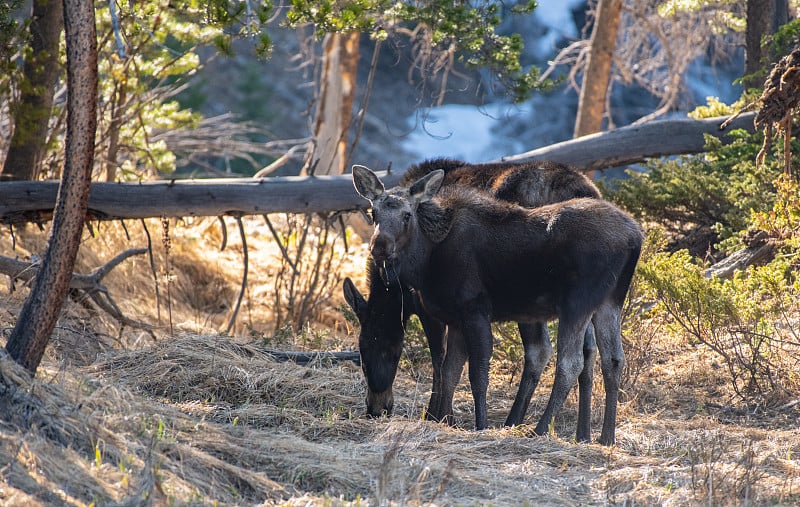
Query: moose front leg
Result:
<box><xmin>416</xmin><ymin>307</ymin><xmax>448</xmax><ymax>420</ymax></box>
<box><xmin>460</xmin><ymin>316</ymin><xmax>494</xmax><ymax>430</ymax></box>
<box><xmin>505</xmin><ymin>321</ymin><xmax>552</xmax><ymax>426</ymax></box>
<box><xmin>428</xmin><ymin>326</ymin><xmax>467</xmax><ymax>424</ymax></box>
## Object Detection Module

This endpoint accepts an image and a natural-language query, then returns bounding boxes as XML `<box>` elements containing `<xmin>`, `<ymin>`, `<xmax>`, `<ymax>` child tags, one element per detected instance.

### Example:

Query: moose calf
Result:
<box><xmin>352</xmin><ymin>164</ymin><xmax>642</xmax><ymax>445</ymax></box>
<box><xmin>344</xmin><ymin>158</ymin><xmax>601</xmax><ymax>439</ymax></box>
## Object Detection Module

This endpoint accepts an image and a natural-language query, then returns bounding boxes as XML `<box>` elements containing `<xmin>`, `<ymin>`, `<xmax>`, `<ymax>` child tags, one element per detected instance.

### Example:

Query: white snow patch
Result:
<box><xmin>403</xmin><ymin>103</ymin><xmax>532</xmax><ymax>163</ymax></box>
<box><xmin>531</xmin><ymin>0</ymin><xmax>588</xmax><ymax>62</ymax></box>
<box><xmin>534</xmin><ymin>0</ymin><xmax>585</xmax><ymax>38</ymax></box>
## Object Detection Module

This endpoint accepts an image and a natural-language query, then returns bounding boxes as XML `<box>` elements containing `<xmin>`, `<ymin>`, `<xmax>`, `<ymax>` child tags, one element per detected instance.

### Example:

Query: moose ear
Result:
<box><xmin>343</xmin><ymin>277</ymin><xmax>368</xmax><ymax>323</ymax></box>
<box><xmin>352</xmin><ymin>165</ymin><xmax>385</xmax><ymax>202</ymax></box>
<box><xmin>409</xmin><ymin>169</ymin><xmax>444</xmax><ymax>203</ymax></box>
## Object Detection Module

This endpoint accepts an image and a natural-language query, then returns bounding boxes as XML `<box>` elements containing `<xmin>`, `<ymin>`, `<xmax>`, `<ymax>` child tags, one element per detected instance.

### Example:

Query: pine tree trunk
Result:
<box><xmin>745</xmin><ymin>0</ymin><xmax>773</xmax><ymax>86</ymax></box>
<box><xmin>5</xmin><ymin>0</ymin><xmax>97</xmax><ymax>373</ymax></box>
<box><xmin>0</xmin><ymin>0</ymin><xmax>63</xmax><ymax>181</ymax></box>
<box><xmin>744</xmin><ymin>0</ymin><xmax>789</xmax><ymax>88</ymax></box>
<box><xmin>573</xmin><ymin>0</ymin><xmax>622</xmax><ymax>139</ymax></box>
<box><xmin>309</xmin><ymin>32</ymin><xmax>359</xmax><ymax>176</ymax></box>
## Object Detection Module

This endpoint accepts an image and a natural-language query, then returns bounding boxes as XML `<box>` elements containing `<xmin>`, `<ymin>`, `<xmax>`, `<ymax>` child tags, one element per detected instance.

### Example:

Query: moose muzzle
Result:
<box><xmin>365</xmin><ymin>387</ymin><xmax>394</xmax><ymax>418</ymax></box>
<box><xmin>369</xmin><ymin>230</ymin><xmax>401</xmax><ymax>285</ymax></box>
<box><xmin>369</xmin><ymin>229</ymin><xmax>396</xmax><ymax>264</ymax></box>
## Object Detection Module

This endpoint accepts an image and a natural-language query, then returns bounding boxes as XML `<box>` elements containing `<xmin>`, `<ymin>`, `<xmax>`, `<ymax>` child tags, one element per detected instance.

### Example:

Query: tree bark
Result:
<box><xmin>772</xmin><ymin>0</ymin><xmax>789</xmax><ymax>32</ymax></box>
<box><xmin>744</xmin><ymin>0</ymin><xmax>790</xmax><ymax>89</ymax></box>
<box><xmin>745</xmin><ymin>0</ymin><xmax>773</xmax><ymax>87</ymax></box>
<box><xmin>308</xmin><ymin>32</ymin><xmax>359</xmax><ymax>176</ymax></box>
<box><xmin>0</xmin><ymin>113</ymin><xmax>756</xmax><ymax>224</ymax></box>
<box><xmin>5</xmin><ymin>0</ymin><xmax>97</xmax><ymax>373</ymax></box>
<box><xmin>573</xmin><ymin>0</ymin><xmax>622</xmax><ymax>138</ymax></box>
<box><xmin>0</xmin><ymin>0</ymin><xmax>63</xmax><ymax>181</ymax></box>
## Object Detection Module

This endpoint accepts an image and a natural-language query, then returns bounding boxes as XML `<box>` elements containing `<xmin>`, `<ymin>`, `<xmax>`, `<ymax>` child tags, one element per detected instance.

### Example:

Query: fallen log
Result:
<box><xmin>0</xmin><ymin>172</ymin><xmax>403</xmax><ymax>225</ymax></box>
<box><xmin>704</xmin><ymin>241</ymin><xmax>779</xmax><ymax>279</ymax></box>
<box><xmin>0</xmin><ymin>114</ymin><xmax>756</xmax><ymax>224</ymax></box>
<box><xmin>263</xmin><ymin>349</ymin><xmax>361</xmax><ymax>365</ymax></box>
<box><xmin>499</xmin><ymin>112</ymin><xmax>756</xmax><ymax>171</ymax></box>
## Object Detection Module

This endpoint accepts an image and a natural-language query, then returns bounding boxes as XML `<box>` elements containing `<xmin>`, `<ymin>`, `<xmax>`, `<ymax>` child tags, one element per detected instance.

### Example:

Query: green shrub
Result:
<box><xmin>609</xmin><ymin>96</ymin><xmax>800</xmax><ymax>401</ymax></box>
<box><xmin>635</xmin><ymin>169</ymin><xmax>800</xmax><ymax>401</ymax></box>
<box><xmin>638</xmin><ymin>246</ymin><xmax>800</xmax><ymax>399</ymax></box>
<box><xmin>602</xmin><ymin>129</ymin><xmax>787</xmax><ymax>257</ymax></box>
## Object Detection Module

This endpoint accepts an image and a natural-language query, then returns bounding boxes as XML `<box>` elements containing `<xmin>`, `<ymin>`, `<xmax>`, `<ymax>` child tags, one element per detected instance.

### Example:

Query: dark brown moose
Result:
<box><xmin>344</xmin><ymin>158</ymin><xmax>603</xmax><ymax>440</ymax></box>
<box><xmin>351</xmin><ymin>164</ymin><xmax>643</xmax><ymax>445</ymax></box>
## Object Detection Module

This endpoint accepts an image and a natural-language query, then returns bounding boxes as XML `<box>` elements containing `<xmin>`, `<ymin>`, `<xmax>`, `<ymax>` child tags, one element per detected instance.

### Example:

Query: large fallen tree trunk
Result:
<box><xmin>0</xmin><ymin>114</ymin><xmax>755</xmax><ymax>224</ymax></box>
<box><xmin>498</xmin><ymin>113</ymin><xmax>756</xmax><ymax>170</ymax></box>
<box><xmin>0</xmin><ymin>173</ymin><xmax>400</xmax><ymax>225</ymax></box>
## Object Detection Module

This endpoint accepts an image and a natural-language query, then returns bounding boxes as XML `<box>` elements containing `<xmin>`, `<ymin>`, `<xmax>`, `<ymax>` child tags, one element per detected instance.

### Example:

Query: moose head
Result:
<box><xmin>352</xmin><ymin>165</ymin><xmax>444</xmax><ymax>276</ymax></box>
<box><xmin>349</xmin><ymin>165</ymin><xmax>446</xmax><ymax>418</ymax></box>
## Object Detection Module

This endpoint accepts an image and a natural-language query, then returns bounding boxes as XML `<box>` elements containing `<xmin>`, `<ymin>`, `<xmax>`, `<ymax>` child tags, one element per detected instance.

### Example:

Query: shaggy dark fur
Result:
<box><xmin>352</xmin><ymin>164</ymin><xmax>643</xmax><ymax>445</ymax></box>
<box><xmin>401</xmin><ymin>158</ymin><xmax>600</xmax><ymax>207</ymax></box>
<box><xmin>345</xmin><ymin>158</ymin><xmax>601</xmax><ymax>436</ymax></box>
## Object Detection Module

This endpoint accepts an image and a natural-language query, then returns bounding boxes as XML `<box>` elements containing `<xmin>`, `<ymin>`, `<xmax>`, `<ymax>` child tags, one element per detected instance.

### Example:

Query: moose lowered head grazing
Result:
<box><xmin>351</xmin><ymin>164</ymin><xmax>643</xmax><ymax>445</ymax></box>
<box><xmin>344</xmin><ymin>158</ymin><xmax>601</xmax><ymax>439</ymax></box>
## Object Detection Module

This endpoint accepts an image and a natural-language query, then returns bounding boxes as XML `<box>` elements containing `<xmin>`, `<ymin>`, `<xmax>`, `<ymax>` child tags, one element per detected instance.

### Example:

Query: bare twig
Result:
<box><xmin>263</xmin><ymin>215</ymin><xmax>299</xmax><ymax>275</ymax></box>
<box><xmin>218</xmin><ymin>215</ymin><xmax>228</xmax><ymax>251</ymax></box>
<box><xmin>0</xmin><ymin>249</ymin><xmax>153</xmax><ymax>333</ymax></box>
<box><xmin>253</xmin><ymin>141</ymin><xmax>310</xmax><ymax>178</ymax></box>
<box><xmin>120</xmin><ymin>219</ymin><xmax>130</xmax><ymax>241</ymax></box>
<box><xmin>263</xmin><ymin>349</ymin><xmax>360</xmax><ymax>365</ymax></box>
<box><xmin>140</xmin><ymin>219</ymin><xmax>161</xmax><ymax>324</ymax></box>
<box><xmin>109</xmin><ymin>0</ymin><xmax>126</xmax><ymax>58</ymax></box>
<box><xmin>0</xmin><ymin>248</ymin><xmax>145</xmax><ymax>289</ymax></box>
<box><xmin>161</xmin><ymin>217</ymin><xmax>173</xmax><ymax>335</ymax></box>
<box><xmin>225</xmin><ymin>215</ymin><xmax>248</xmax><ymax>335</ymax></box>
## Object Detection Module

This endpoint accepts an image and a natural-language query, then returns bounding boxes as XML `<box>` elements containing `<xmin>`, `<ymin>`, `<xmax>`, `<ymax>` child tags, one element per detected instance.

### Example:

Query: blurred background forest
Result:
<box><xmin>0</xmin><ymin>0</ymin><xmax>798</xmax><ymax>393</ymax></box>
<box><xmin>1</xmin><ymin>0</ymin><xmax>799</xmax><ymax>399</ymax></box>
<box><xmin>2</xmin><ymin>1</ymin><xmax>800</xmax><ymax>504</ymax></box>
<box><xmin>0</xmin><ymin>0</ymin><xmax>754</xmax><ymax>181</ymax></box>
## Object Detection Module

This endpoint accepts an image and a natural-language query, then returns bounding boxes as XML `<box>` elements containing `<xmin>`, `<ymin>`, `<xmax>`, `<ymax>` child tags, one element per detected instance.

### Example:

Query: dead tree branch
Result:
<box><xmin>0</xmin><ymin>248</ymin><xmax>153</xmax><ymax>333</ymax></box>
<box><xmin>225</xmin><ymin>215</ymin><xmax>248</xmax><ymax>335</ymax></box>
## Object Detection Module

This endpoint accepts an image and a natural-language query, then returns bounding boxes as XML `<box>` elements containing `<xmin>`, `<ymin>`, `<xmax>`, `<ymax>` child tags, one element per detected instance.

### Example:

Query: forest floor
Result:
<box><xmin>1</xmin><ymin>218</ymin><xmax>800</xmax><ymax>506</ymax></box>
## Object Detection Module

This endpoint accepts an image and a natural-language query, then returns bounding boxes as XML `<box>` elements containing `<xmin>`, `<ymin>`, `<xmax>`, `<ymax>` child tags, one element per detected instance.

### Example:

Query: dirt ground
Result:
<box><xmin>1</xmin><ymin>218</ymin><xmax>800</xmax><ymax>506</ymax></box>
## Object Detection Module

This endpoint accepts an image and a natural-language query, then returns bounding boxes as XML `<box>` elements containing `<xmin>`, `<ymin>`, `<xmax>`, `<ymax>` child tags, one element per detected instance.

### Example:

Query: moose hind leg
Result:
<box><xmin>576</xmin><ymin>322</ymin><xmax>597</xmax><ymax>442</ymax></box>
<box><xmin>533</xmin><ymin>313</ymin><xmax>592</xmax><ymax>438</ymax></box>
<box><xmin>593</xmin><ymin>303</ymin><xmax>625</xmax><ymax>446</ymax></box>
<box><xmin>505</xmin><ymin>321</ymin><xmax>552</xmax><ymax>426</ymax></box>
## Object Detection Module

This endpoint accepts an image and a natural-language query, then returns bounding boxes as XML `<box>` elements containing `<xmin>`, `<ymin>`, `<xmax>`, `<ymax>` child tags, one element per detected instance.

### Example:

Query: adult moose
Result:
<box><xmin>344</xmin><ymin>158</ymin><xmax>602</xmax><ymax>437</ymax></box>
<box><xmin>352</xmin><ymin>165</ymin><xmax>642</xmax><ymax>445</ymax></box>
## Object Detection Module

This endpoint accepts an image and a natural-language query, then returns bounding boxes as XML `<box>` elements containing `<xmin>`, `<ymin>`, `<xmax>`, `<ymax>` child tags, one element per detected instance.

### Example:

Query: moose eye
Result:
<box><xmin>403</xmin><ymin>212</ymin><xmax>412</xmax><ymax>225</ymax></box>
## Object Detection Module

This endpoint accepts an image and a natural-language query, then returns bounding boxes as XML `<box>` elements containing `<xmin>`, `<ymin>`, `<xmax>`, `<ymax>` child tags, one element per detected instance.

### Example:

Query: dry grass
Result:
<box><xmin>1</xmin><ymin>220</ymin><xmax>800</xmax><ymax>506</ymax></box>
